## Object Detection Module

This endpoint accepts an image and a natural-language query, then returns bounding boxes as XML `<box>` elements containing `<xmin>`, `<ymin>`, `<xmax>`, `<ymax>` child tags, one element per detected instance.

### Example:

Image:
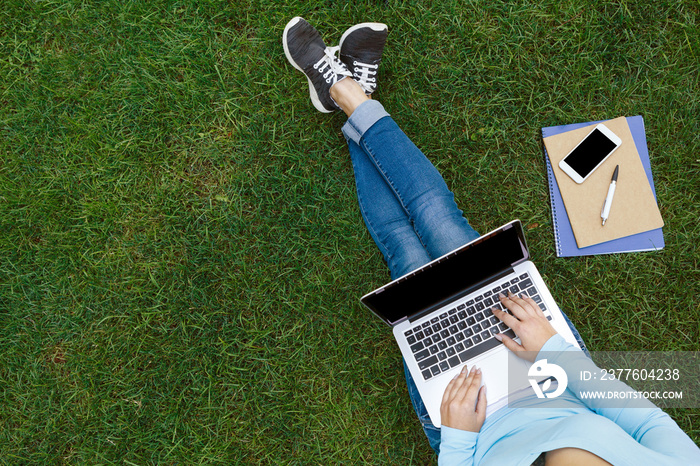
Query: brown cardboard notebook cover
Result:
<box><xmin>543</xmin><ymin>116</ymin><xmax>664</xmax><ymax>249</ymax></box>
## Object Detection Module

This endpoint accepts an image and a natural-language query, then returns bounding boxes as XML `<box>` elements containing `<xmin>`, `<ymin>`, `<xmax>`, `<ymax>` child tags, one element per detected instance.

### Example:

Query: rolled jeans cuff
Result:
<box><xmin>341</xmin><ymin>100</ymin><xmax>391</xmax><ymax>145</ymax></box>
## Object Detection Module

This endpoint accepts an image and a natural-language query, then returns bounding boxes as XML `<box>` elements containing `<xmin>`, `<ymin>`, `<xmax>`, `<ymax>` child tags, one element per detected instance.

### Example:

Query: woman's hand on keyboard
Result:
<box><xmin>440</xmin><ymin>365</ymin><xmax>487</xmax><ymax>432</ymax></box>
<box><xmin>491</xmin><ymin>292</ymin><xmax>557</xmax><ymax>361</ymax></box>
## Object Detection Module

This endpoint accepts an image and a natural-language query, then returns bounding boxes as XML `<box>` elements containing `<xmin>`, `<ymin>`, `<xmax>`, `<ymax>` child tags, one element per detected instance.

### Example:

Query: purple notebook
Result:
<box><xmin>542</xmin><ymin>116</ymin><xmax>665</xmax><ymax>257</ymax></box>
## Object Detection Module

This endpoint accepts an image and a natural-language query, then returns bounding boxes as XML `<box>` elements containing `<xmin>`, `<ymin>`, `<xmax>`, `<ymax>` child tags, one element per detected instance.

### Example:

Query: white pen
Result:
<box><xmin>601</xmin><ymin>165</ymin><xmax>619</xmax><ymax>226</ymax></box>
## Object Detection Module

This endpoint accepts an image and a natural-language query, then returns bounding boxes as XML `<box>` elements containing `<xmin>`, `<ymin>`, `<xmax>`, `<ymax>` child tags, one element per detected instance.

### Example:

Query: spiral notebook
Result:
<box><xmin>542</xmin><ymin>116</ymin><xmax>665</xmax><ymax>257</ymax></box>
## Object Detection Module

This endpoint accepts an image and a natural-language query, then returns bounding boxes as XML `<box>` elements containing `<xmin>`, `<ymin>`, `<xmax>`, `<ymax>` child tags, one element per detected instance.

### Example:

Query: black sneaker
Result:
<box><xmin>283</xmin><ymin>17</ymin><xmax>352</xmax><ymax>113</ymax></box>
<box><xmin>339</xmin><ymin>23</ymin><xmax>388</xmax><ymax>95</ymax></box>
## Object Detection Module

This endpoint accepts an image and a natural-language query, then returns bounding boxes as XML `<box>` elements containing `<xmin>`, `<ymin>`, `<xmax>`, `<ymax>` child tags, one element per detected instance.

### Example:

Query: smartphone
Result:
<box><xmin>558</xmin><ymin>124</ymin><xmax>622</xmax><ymax>184</ymax></box>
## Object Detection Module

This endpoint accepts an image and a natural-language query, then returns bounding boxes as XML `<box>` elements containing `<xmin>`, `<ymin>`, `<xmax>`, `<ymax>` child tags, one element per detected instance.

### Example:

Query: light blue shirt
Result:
<box><xmin>438</xmin><ymin>334</ymin><xmax>700</xmax><ymax>465</ymax></box>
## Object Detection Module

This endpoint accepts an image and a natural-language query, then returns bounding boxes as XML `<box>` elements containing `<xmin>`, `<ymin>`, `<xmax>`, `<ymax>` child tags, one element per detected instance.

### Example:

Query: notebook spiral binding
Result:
<box><xmin>544</xmin><ymin>152</ymin><xmax>563</xmax><ymax>257</ymax></box>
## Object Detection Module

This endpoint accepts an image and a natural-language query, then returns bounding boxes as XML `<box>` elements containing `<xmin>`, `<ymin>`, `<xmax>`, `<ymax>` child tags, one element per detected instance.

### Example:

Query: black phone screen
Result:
<box><xmin>564</xmin><ymin>128</ymin><xmax>618</xmax><ymax>178</ymax></box>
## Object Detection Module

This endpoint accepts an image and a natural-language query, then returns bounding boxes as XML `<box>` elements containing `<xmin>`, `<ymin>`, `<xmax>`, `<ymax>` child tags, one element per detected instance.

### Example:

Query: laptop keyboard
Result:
<box><xmin>403</xmin><ymin>272</ymin><xmax>552</xmax><ymax>381</ymax></box>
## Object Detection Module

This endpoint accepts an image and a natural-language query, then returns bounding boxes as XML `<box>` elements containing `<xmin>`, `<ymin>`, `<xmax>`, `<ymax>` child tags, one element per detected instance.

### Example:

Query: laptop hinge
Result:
<box><xmin>408</xmin><ymin>267</ymin><xmax>515</xmax><ymax>323</ymax></box>
<box><xmin>392</xmin><ymin>316</ymin><xmax>408</xmax><ymax>326</ymax></box>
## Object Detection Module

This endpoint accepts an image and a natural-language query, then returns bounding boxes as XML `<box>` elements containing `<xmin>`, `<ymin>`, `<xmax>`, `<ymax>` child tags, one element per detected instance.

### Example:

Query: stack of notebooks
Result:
<box><xmin>542</xmin><ymin>116</ymin><xmax>665</xmax><ymax>257</ymax></box>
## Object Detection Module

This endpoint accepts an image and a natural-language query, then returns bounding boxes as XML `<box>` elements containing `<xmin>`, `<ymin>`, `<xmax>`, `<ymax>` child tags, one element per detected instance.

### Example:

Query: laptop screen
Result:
<box><xmin>361</xmin><ymin>221</ymin><xmax>528</xmax><ymax>326</ymax></box>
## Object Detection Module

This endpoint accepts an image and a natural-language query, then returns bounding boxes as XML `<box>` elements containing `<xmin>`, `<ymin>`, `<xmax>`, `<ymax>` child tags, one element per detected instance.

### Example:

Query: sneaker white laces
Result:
<box><xmin>313</xmin><ymin>46</ymin><xmax>351</xmax><ymax>84</ymax></box>
<box><xmin>352</xmin><ymin>60</ymin><xmax>379</xmax><ymax>94</ymax></box>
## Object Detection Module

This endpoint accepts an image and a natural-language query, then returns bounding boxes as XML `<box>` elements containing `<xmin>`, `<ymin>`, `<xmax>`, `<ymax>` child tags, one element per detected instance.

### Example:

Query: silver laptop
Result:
<box><xmin>360</xmin><ymin>220</ymin><xmax>582</xmax><ymax>427</ymax></box>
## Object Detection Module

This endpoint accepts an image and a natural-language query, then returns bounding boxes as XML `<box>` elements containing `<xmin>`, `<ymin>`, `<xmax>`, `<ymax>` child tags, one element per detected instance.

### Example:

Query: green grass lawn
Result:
<box><xmin>1</xmin><ymin>0</ymin><xmax>698</xmax><ymax>463</ymax></box>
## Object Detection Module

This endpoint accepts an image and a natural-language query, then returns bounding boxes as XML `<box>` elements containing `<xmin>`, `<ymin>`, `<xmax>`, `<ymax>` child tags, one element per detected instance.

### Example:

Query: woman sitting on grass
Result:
<box><xmin>282</xmin><ymin>16</ymin><xmax>700</xmax><ymax>466</ymax></box>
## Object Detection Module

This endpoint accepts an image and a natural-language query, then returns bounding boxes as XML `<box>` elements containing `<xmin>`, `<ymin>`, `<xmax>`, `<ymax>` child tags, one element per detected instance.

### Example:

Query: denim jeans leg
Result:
<box><xmin>343</xmin><ymin>101</ymin><xmax>480</xmax><ymax>261</ymax></box>
<box><xmin>347</xmin><ymin>137</ymin><xmax>431</xmax><ymax>280</ymax></box>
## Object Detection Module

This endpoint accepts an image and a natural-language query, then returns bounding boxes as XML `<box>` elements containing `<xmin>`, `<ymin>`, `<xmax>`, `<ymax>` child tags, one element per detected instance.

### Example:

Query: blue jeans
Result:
<box><xmin>342</xmin><ymin>100</ymin><xmax>589</xmax><ymax>456</ymax></box>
